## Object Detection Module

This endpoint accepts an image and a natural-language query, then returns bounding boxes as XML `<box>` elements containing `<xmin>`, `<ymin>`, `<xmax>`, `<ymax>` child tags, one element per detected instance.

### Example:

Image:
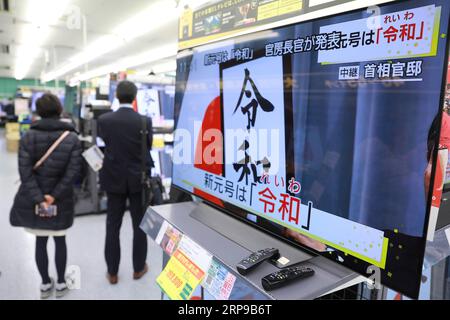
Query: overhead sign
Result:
<box><xmin>177</xmin><ymin>0</ymin><xmax>368</xmax><ymax>50</ymax></box>
<box><xmin>179</xmin><ymin>0</ymin><xmax>305</xmax><ymax>50</ymax></box>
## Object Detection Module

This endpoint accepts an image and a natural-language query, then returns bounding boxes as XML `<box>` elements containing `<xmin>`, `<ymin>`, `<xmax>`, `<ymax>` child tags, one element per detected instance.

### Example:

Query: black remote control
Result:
<box><xmin>261</xmin><ymin>266</ymin><xmax>315</xmax><ymax>291</ymax></box>
<box><xmin>236</xmin><ymin>248</ymin><xmax>280</xmax><ymax>275</ymax></box>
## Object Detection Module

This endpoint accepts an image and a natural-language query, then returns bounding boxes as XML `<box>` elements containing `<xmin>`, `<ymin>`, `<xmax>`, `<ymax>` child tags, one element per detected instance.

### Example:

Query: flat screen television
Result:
<box><xmin>31</xmin><ymin>91</ymin><xmax>45</xmax><ymax>112</ymax></box>
<box><xmin>31</xmin><ymin>91</ymin><xmax>65</xmax><ymax>113</ymax></box>
<box><xmin>172</xmin><ymin>0</ymin><xmax>450</xmax><ymax>299</ymax></box>
<box><xmin>136</xmin><ymin>87</ymin><xmax>161</xmax><ymax>118</ymax></box>
<box><xmin>14</xmin><ymin>98</ymin><xmax>30</xmax><ymax>116</ymax></box>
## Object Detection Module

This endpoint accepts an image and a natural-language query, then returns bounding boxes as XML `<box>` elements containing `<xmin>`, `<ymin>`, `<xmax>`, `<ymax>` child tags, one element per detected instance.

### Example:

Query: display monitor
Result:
<box><xmin>136</xmin><ymin>88</ymin><xmax>160</xmax><ymax>118</ymax></box>
<box><xmin>14</xmin><ymin>98</ymin><xmax>30</xmax><ymax>116</ymax></box>
<box><xmin>172</xmin><ymin>0</ymin><xmax>450</xmax><ymax>298</ymax></box>
<box><xmin>31</xmin><ymin>91</ymin><xmax>65</xmax><ymax>113</ymax></box>
<box><xmin>31</xmin><ymin>91</ymin><xmax>45</xmax><ymax>112</ymax></box>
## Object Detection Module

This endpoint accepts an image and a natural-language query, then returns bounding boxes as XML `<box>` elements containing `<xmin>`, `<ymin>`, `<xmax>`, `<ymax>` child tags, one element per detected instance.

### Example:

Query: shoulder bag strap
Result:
<box><xmin>141</xmin><ymin>116</ymin><xmax>148</xmax><ymax>184</ymax></box>
<box><xmin>33</xmin><ymin>131</ymin><xmax>71</xmax><ymax>170</ymax></box>
<box><xmin>141</xmin><ymin>116</ymin><xmax>152</xmax><ymax>211</ymax></box>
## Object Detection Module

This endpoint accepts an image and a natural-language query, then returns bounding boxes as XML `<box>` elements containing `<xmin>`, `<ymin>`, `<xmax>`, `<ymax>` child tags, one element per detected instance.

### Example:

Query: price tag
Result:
<box><xmin>203</xmin><ymin>259</ymin><xmax>237</xmax><ymax>300</ymax></box>
<box><xmin>177</xmin><ymin>236</ymin><xmax>213</xmax><ymax>272</ymax></box>
<box><xmin>157</xmin><ymin>236</ymin><xmax>213</xmax><ymax>300</ymax></box>
<box><xmin>156</xmin><ymin>249</ymin><xmax>205</xmax><ymax>300</ymax></box>
<box><xmin>155</xmin><ymin>221</ymin><xmax>182</xmax><ymax>256</ymax></box>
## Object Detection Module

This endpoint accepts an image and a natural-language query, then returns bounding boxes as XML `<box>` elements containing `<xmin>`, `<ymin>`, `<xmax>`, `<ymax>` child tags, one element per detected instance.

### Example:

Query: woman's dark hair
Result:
<box><xmin>36</xmin><ymin>93</ymin><xmax>63</xmax><ymax>118</ymax></box>
<box><xmin>116</xmin><ymin>80</ymin><xmax>138</xmax><ymax>104</ymax></box>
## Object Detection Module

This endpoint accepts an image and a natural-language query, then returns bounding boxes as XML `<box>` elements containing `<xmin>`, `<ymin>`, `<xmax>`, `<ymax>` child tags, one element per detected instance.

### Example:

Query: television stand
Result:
<box><xmin>141</xmin><ymin>201</ymin><xmax>363</xmax><ymax>300</ymax></box>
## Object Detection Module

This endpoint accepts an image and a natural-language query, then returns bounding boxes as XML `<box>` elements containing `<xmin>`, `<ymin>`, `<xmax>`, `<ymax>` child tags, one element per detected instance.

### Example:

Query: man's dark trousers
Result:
<box><xmin>105</xmin><ymin>190</ymin><xmax>147</xmax><ymax>275</ymax></box>
<box><xmin>98</xmin><ymin>107</ymin><xmax>153</xmax><ymax>276</ymax></box>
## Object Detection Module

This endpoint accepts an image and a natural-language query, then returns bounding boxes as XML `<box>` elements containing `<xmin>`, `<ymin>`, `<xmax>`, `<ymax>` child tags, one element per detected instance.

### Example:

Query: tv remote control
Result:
<box><xmin>261</xmin><ymin>266</ymin><xmax>315</xmax><ymax>291</ymax></box>
<box><xmin>236</xmin><ymin>248</ymin><xmax>280</xmax><ymax>275</ymax></box>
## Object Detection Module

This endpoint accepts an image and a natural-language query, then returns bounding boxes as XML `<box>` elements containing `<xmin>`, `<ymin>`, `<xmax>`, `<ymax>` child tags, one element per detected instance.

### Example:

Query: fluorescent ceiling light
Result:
<box><xmin>43</xmin><ymin>0</ymin><xmax>213</xmax><ymax>83</ymax></box>
<box><xmin>69</xmin><ymin>43</ymin><xmax>177</xmax><ymax>85</ymax></box>
<box><xmin>14</xmin><ymin>0</ymin><xmax>70</xmax><ymax>80</ymax></box>
<box><xmin>137</xmin><ymin>61</ymin><xmax>177</xmax><ymax>76</ymax></box>
<box><xmin>153</xmin><ymin>61</ymin><xmax>177</xmax><ymax>74</ymax></box>
<box><xmin>43</xmin><ymin>0</ymin><xmax>177</xmax><ymax>82</ymax></box>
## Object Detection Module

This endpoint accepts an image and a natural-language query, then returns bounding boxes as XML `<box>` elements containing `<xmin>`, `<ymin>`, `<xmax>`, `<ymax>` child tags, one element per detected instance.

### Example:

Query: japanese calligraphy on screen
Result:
<box><xmin>172</xmin><ymin>0</ymin><xmax>450</xmax><ymax>299</ymax></box>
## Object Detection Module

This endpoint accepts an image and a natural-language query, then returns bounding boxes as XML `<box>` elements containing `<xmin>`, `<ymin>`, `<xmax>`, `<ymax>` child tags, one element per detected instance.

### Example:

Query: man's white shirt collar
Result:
<box><xmin>119</xmin><ymin>103</ymin><xmax>133</xmax><ymax>109</ymax></box>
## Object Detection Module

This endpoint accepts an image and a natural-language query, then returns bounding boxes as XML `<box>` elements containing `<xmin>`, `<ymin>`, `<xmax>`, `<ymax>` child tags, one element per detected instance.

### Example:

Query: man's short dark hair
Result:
<box><xmin>116</xmin><ymin>81</ymin><xmax>138</xmax><ymax>104</ymax></box>
<box><xmin>36</xmin><ymin>93</ymin><xmax>63</xmax><ymax>118</ymax></box>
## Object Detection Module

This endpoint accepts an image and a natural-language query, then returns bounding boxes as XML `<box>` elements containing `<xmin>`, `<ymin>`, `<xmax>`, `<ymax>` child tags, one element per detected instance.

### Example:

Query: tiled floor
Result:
<box><xmin>0</xmin><ymin>130</ymin><xmax>163</xmax><ymax>300</ymax></box>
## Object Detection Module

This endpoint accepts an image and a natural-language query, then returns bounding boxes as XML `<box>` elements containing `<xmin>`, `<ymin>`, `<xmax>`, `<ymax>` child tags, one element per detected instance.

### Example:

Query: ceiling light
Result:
<box><xmin>151</xmin><ymin>61</ymin><xmax>177</xmax><ymax>74</ymax></box>
<box><xmin>139</xmin><ymin>61</ymin><xmax>177</xmax><ymax>76</ymax></box>
<box><xmin>42</xmin><ymin>0</ymin><xmax>214</xmax><ymax>82</ymax></box>
<box><xmin>14</xmin><ymin>0</ymin><xmax>70</xmax><ymax>80</ymax></box>
<box><xmin>43</xmin><ymin>0</ymin><xmax>177</xmax><ymax>82</ymax></box>
<box><xmin>69</xmin><ymin>43</ymin><xmax>177</xmax><ymax>84</ymax></box>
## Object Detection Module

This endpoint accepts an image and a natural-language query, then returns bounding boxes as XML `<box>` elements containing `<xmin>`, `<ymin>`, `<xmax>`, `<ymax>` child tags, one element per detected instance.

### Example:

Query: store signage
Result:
<box><xmin>156</xmin><ymin>236</ymin><xmax>213</xmax><ymax>300</ymax></box>
<box><xmin>179</xmin><ymin>0</ymin><xmax>306</xmax><ymax>50</ymax></box>
<box><xmin>179</xmin><ymin>1</ymin><xmax>382</xmax><ymax>50</ymax></box>
<box><xmin>156</xmin><ymin>249</ymin><xmax>205</xmax><ymax>300</ymax></box>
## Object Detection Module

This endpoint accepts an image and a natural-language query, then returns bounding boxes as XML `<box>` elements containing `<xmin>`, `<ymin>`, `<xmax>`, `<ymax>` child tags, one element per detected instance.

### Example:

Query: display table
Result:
<box><xmin>141</xmin><ymin>201</ymin><xmax>365</xmax><ymax>300</ymax></box>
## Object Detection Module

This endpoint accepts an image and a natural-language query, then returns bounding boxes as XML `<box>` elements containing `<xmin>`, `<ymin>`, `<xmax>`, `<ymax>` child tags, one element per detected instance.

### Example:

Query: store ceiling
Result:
<box><xmin>0</xmin><ymin>0</ymin><xmax>184</xmax><ymax>81</ymax></box>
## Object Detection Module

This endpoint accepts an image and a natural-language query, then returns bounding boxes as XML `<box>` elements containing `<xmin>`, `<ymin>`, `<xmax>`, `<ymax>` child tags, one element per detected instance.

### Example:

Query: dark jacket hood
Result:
<box><xmin>31</xmin><ymin>118</ymin><xmax>76</xmax><ymax>133</ymax></box>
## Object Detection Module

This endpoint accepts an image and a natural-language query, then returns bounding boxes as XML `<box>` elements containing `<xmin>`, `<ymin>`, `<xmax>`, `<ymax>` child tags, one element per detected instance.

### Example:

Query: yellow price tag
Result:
<box><xmin>157</xmin><ymin>249</ymin><xmax>205</xmax><ymax>300</ymax></box>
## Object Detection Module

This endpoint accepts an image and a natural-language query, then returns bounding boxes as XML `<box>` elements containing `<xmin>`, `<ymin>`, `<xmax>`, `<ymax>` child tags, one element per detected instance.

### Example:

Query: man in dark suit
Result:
<box><xmin>98</xmin><ymin>81</ymin><xmax>154</xmax><ymax>285</ymax></box>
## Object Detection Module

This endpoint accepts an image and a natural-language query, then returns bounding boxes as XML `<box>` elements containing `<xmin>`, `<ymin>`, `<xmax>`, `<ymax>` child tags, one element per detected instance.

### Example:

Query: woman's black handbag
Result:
<box><xmin>141</xmin><ymin>117</ymin><xmax>164</xmax><ymax>211</ymax></box>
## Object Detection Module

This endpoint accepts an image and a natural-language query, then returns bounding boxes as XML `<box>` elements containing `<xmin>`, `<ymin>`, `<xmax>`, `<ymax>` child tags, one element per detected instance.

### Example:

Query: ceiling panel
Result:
<box><xmin>0</xmin><ymin>0</ymin><xmax>179</xmax><ymax>80</ymax></box>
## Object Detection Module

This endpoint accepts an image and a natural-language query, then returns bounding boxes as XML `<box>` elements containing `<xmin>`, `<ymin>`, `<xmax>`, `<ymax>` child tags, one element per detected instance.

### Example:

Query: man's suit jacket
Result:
<box><xmin>98</xmin><ymin>107</ymin><xmax>154</xmax><ymax>194</ymax></box>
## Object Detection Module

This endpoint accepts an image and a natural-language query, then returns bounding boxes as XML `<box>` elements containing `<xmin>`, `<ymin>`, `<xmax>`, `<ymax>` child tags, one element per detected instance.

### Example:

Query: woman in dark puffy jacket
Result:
<box><xmin>10</xmin><ymin>93</ymin><xmax>82</xmax><ymax>299</ymax></box>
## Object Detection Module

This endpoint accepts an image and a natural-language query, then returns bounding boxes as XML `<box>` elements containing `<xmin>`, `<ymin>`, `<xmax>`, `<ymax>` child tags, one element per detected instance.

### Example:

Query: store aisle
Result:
<box><xmin>0</xmin><ymin>130</ymin><xmax>163</xmax><ymax>300</ymax></box>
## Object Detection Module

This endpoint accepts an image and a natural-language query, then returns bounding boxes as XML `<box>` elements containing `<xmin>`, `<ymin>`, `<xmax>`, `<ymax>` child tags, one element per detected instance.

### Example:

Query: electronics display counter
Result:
<box><xmin>141</xmin><ymin>202</ymin><xmax>365</xmax><ymax>300</ymax></box>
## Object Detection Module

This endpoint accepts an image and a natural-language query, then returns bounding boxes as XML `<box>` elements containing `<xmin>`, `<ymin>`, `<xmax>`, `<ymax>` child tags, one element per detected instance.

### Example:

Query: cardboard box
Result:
<box><xmin>5</xmin><ymin>123</ymin><xmax>20</xmax><ymax>135</ymax></box>
<box><xmin>6</xmin><ymin>132</ymin><xmax>20</xmax><ymax>140</ymax></box>
<box><xmin>6</xmin><ymin>138</ymin><xmax>19</xmax><ymax>153</ymax></box>
<box><xmin>6</xmin><ymin>132</ymin><xmax>20</xmax><ymax>153</ymax></box>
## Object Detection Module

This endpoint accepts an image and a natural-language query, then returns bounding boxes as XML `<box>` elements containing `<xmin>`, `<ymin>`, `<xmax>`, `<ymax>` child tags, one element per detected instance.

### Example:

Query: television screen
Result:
<box><xmin>136</xmin><ymin>88</ymin><xmax>160</xmax><ymax>118</ymax></box>
<box><xmin>172</xmin><ymin>0</ymin><xmax>450</xmax><ymax>298</ymax></box>
<box><xmin>31</xmin><ymin>91</ymin><xmax>65</xmax><ymax>113</ymax></box>
<box><xmin>31</xmin><ymin>92</ymin><xmax>45</xmax><ymax>112</ymax></box>
<box><xmin>14</xmin><ymin>98</ymin><xmax>30</xmax><ymax>116</ymax></box>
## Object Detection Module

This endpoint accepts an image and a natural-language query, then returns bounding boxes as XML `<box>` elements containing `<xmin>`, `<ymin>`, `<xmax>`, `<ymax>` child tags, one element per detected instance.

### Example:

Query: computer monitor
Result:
<box><xmin>172</xmin><ymin>0</ymin><xmax>450</xmax><ymax>299</ymax></box>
